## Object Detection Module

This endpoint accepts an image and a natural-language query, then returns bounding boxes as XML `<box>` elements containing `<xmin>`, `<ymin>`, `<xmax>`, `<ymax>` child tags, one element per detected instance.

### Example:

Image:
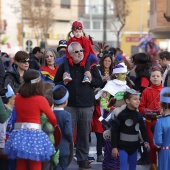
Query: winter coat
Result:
<box><xmin>4</xmin><ymin>63</ymin><xmax>22</xmax><ymax>94</ymax></box>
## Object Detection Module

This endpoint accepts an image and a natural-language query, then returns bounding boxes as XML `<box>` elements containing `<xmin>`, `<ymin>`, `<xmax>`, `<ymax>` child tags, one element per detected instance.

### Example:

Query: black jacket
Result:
<box><xmin>4</xmin><ymin>63</ymin><xmax>22</xmax><ymax>94</ymax></box>
<box><xmin>0</xmin><ymin>58</ymin><xmax>5</xmax><ymax>90</ymax></box>
<box><xmin>29</xmin><ymin>55</ymin><xmax>41</xmax><ymax>70</ymax></box>
<box><xmin>54</xmin><ymin>63</ymin><xmax>103</xmax><ymax>107</ymax></box>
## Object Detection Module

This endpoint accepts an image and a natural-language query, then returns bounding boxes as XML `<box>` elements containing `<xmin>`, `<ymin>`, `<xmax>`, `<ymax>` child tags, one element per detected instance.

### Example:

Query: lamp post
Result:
<box><xmin>103</xmin><ymin>0</ymin><xmax>107</xmax><ymax>42</ymax></box>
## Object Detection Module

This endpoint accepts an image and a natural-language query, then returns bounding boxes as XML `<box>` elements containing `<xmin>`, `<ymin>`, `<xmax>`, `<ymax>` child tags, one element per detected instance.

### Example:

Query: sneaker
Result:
<box><xmin>82</xmin><ymin>75</ymin><xmax>91</xmax><ymax>83</ymax></box>
<box><xmin>63</xmin><ymin>73</ymin><xmax>72</xmax><ymax>82</ymax></box>
<box><xmin>78</xmin><ymin>161</ymin><xmax>92</xmax><ymax>169</ymax></box>
<box><xmin>96</xmin><ymin>155</ymin><xmax>104</xmax><ymax>162</ymax></box>
<box><xmin>88</xmin><ymin>156</ymin><xmax>95</xmax><ymax>164</ymax></box>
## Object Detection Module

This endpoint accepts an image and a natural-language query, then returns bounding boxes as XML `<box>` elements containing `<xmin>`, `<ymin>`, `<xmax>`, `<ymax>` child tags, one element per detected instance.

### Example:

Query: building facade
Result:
<box><xmin>120</xmin><ymin>0</ymin><xmax>150</xmax><ymax>57</ymax></box>
<box><xmin>23</xmin><ymin>0</ymin><xmax>79</xmax><ymax>51</ymax></box>
<box><xmin>149</xmin><ymin>0</ymin><xmax>170</xmax><ymax>50</ymax></box>
<box><xmin>1</xmin><ymin>0</ymin><xmax>20</xmax><ymax>54</ymax></box>
<box><xmin>78</xmin><ymin>0</ymin><xmax>117</xmax><ymax>46</ymax></box>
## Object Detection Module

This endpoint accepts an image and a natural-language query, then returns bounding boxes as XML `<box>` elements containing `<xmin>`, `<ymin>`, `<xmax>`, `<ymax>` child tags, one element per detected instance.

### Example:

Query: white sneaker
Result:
<box><xmin>63</xmin><ymin>73</ymin><xmax>72</xmax><ymax>82</ymax></box>
<box><xmin>82</xmin><ymin>75</ymin><xmax>91</xmax><ymax>83</ymax></box>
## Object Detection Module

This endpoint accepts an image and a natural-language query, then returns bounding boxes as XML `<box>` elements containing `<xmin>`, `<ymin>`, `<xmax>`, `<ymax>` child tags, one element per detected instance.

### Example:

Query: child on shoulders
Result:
<box><xmin>62</xmin><ymin>21</ymin><xmax>98</xmax><ymax>83</ymax></box>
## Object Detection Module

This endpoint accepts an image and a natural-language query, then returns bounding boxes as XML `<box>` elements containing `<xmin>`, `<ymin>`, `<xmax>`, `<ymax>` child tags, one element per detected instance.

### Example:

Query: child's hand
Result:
<box><xmin>144</xmin><ymin>142</ymin><xmax>150</xmax><ymax>152</ymax></box>
<box><xmin>111</xmin><ymin>148</ymin><xmax>119</xmax><ymax>158</ymax></box>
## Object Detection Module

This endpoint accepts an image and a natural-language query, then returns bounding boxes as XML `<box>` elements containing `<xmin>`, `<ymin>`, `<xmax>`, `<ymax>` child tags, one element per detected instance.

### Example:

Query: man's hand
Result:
<box><xmin>63</xmin><ymin>72</ymin><xmax>69</xmax><ymax>85</ymax></box>
<box><xmin>111</xmin><ymin>148</ymin><xmax>119</xmax><ymax>158</ymax></box>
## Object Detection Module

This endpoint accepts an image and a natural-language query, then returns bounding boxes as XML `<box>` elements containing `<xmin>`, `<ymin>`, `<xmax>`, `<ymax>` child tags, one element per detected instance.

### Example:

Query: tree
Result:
<box><xmin>112</xmin><ymin>0</ymin><xmax>129</xmax><ymax>47</ymax></box>
<box><xmin>12</xmin><ymin>0</ymin><xmax>55</xmax><ymax>46</ymax></box>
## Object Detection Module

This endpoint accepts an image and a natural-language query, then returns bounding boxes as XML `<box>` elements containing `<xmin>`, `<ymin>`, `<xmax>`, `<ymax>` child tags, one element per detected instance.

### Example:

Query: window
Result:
<box><xmin>34</xmin><ymin>0</ymin><xmax>41</xmax><ymax>7</ymax></box>
<box><xmin>61</xmin><ymin>0</ymin><xmax>70</xmax><ymax>8</ymax></box>
<box><xmin>106</xmin><ymin>22</ymin><xmax>111</xmax><ymax>29</ymax></box>
<box><xmin>93</xmin><ymin>21</ymin><xmax>101</xmax><ymax>29</ymax></box>
<box><xmin>45</xmin><ymin>0</ymin><xmax>52</xmax><ymax>7</ymax></box>
<box><xmin>83</xmin><ymin>21</ymin><xmax>90</xmax><ymax>29</ymax></box>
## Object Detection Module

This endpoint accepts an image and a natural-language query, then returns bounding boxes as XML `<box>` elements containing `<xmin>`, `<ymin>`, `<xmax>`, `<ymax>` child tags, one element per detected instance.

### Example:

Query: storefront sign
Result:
<box><xmin>126</xmin><ymin>37</ymin><xmax>140</xmax><ymax>42</ymax></box>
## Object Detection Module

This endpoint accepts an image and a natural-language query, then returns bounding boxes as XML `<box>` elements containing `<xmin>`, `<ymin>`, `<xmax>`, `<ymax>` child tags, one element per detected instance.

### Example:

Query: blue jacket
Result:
<box><xmin>53</xmin><ymin>108</ymin><xmax>72</xmax><ymax>156</ymax></box>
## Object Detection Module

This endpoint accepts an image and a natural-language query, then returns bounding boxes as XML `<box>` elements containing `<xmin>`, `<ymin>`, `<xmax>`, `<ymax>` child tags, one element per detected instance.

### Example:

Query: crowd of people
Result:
<box><xmin>0</xmin><ymin>20</ymin><xmax>170</xmax><ymax>170</ymax></box>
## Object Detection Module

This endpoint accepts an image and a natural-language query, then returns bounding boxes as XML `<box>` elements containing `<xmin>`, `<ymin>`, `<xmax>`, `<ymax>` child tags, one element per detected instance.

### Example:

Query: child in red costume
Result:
<box><xmin>4</xmin><ymin>69</ymin><xmax>58</xmax><ymax>170</ymax></box>
<box><xmin>63</xmin><ymin>21</ymin><xmax>98</xmax><ymax>83</ymax></box>
<box><xmin>139</xmin><ymin>66</ymin><xmax>163</xmax><ymax>170</ymax></box>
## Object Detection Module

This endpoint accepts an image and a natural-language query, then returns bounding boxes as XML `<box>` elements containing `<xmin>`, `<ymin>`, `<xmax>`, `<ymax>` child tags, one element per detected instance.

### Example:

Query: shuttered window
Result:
<box><xmin>61</xmin><ymin>0</ymin><xmax>70</xmax><ymax>8</ymax></box>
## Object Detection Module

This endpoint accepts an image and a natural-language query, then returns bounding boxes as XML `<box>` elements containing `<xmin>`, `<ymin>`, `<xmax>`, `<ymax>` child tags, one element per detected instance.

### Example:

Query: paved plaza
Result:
<box><xmin>68</xmin><ymin>132</ymin><xmax>150</xmax><ymax>170</ymax></box>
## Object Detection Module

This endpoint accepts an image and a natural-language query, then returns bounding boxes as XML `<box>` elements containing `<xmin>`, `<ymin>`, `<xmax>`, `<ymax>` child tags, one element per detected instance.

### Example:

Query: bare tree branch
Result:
<box><xmin>112</xmin><ymin>0</ymin><xmax>130</xmax><ymax>47</ymax></box>
<box><xmin>11</xmin><ymin>0</ymin><xmax>55</xmax><ymax>46</ymax></box>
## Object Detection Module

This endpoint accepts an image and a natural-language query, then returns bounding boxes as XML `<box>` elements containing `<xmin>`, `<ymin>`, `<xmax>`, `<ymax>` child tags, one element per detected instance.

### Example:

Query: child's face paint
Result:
<box><xmin>117</xmin><ymin>73</ymin><xmax>127</xmax><ymax>81</ymax></box>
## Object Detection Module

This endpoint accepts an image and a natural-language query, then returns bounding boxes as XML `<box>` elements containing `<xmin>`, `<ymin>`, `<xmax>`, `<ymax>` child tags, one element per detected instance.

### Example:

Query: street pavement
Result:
<box><xmin>68</xmin><ymin>132</ymin><xmax>149</xmax><ymax>170</ymax></box>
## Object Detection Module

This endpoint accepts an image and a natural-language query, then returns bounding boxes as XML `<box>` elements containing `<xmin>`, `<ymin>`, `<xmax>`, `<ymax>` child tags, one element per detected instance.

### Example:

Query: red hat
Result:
<box><xmin>72</xmin><ymin>21</ymin><xmax>83</xmax><ymax>30</ymax></box>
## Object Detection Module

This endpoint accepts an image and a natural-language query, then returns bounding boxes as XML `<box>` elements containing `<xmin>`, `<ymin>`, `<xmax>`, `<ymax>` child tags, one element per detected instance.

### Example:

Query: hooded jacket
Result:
<box><xmin>4</xmin><ymin>63</ymin><xmax>22</xmax><ymax>94</ymax></box>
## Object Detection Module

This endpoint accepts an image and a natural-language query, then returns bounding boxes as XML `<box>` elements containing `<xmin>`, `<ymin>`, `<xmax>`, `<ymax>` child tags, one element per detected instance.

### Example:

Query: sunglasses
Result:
<box><xmin>46</xmin><ymin>55</ymin><xmax>54</xmax><ymax>58</ymax></box>
<box><xmin>60</xmin><ymin>40</ymin><xmax>67</xmax><ymax>44</ymax></box>
<box><xmin>20</xmin><ymin>60</ymin><xmax>31</xmax><ymax>64</ymax></box>
<box><xmin>72</xmin><ymin>26</ymin><xmax>82</xmax><ymax>30</ymax></box>
<box><xmin>72</xmin><ymin>49</ymin><xmax>84</xmax><ymax>54</ymax></box>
